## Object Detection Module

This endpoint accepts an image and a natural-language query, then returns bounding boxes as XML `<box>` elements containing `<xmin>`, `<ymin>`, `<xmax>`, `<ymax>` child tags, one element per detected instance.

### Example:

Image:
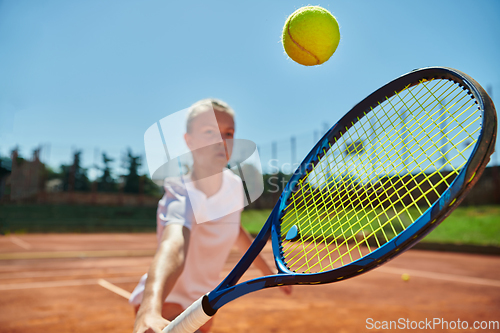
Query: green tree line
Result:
<box><xmin>1</xmin><ymin>147</ymin><xmax>162</xmax><ymax>197</ymax></box>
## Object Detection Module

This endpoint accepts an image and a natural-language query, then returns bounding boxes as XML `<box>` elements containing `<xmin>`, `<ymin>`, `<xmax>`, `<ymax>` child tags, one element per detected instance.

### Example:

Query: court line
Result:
<box><xmin>98</xmin><ymin>278</ymin><xmax>132</xmax><ymax>299</ymax></box>
<box><xmin>0</xmin><ymin>249</ymin><xmax>155</xmax><ymax>260</ymax></box>
<box><xmin>0</xmin><ymin>244</ymin><xmax>268</xmax><ymax>261</ymax></box>
<box><xmin>2</xmin><ymin>268</ymin><xmax>499</xmax><ymax>292</ymax></box>
<box><xmin>0</xmin><ymin>276</ymin><xmax>140</xmax><ymax>291</ymax></box>
<box><xmin>0</xmin><ymin>266</ymin><xmax>149</xmax><ymax>280</ymax></box>
<box><xmin>378</xmin><ymin>266</ymin><xmax>500</xmax><ymax>288</ymax></box>
<box><xmin>9</xmin><ymin>236</ymin><xmax>32</xmax><ymax>250</ymax></box>
<box><xmin>0</xmin><ymin>247</ymin><xmax>266</xmax><ymax>261</ymax></box>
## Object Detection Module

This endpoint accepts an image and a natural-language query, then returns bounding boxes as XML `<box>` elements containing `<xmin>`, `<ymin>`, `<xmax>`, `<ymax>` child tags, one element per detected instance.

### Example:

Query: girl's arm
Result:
<box><xmin>133</xmin><ymin>224</ymin><xmax>190</xmax><ymax>333</ymax></box>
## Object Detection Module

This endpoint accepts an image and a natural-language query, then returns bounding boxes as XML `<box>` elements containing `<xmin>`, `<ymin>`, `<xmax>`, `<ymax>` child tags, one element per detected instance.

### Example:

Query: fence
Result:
<box><xmin>1</xmin><ymin>123</ymin><xmax>499</xmax><ymax>208</ymax></box>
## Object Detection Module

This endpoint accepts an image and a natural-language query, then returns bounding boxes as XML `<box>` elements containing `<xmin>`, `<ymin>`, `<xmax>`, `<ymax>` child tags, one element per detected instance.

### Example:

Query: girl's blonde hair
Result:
<box><xmin>186</xmin><ymin>98</ymin><xmax>235</xmax><ymax>133</ymax></box>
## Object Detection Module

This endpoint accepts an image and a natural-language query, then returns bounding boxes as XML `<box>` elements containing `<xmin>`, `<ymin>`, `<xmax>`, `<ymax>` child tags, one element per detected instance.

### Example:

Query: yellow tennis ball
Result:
<box><xmin>282</xmin><ymin>6</ymin><xmax>340</xmax><ymax>66</ymax></box>
<box><xmin>401</xmin><ymin>273</ymin><xmax>410</xmax><ymax>281</ymax></box>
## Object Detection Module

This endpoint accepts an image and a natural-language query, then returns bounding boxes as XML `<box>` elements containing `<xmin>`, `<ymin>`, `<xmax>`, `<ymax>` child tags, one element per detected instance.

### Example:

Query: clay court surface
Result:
<box><xmin>0</xmin><ymin>234</ymin><xmax>499</xmax><ymax>332</ymax></box>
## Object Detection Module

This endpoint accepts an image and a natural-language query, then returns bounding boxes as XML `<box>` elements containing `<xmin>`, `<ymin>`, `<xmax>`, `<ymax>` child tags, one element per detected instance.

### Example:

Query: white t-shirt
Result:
<box><xmin>129</xmin><ymin>169</ymin><xmax>244</xmax><ymax>309</ymax></box>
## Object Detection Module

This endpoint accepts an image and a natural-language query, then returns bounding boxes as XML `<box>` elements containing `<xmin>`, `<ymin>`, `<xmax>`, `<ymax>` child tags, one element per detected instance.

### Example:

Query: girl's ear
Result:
<box><xmin>184</xmin><ymin>132</ymin><xmax>192</xmax><ymax>150</ymax></box>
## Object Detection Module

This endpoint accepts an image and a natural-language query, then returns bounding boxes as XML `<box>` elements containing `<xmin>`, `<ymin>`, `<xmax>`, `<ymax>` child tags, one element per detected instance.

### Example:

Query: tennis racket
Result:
<box><xmin>163</xmin><ymin>67</ymin><xmax>497</xmax><ymax>333</ymax></box>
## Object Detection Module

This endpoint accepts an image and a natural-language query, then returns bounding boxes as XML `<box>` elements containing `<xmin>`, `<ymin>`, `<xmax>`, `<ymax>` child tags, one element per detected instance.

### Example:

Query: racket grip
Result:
<box><xmin>162</xmin><ymin>294</ymin><xmax>213</xmax><ymax>333</ymax></box>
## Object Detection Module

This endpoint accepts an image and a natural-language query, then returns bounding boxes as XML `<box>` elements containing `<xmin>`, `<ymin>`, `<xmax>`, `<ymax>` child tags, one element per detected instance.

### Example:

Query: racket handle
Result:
<box><xmin>162</xmin><ymin>295</ymin><xmax>213</xmax><ymax>333</ymax></box>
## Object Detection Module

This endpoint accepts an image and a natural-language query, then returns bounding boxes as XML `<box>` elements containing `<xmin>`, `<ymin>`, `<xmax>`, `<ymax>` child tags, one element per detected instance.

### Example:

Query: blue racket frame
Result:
<box><xmin>204</xmin><ymin>67</ymin><xmax>497</xmax><ymax>313</ymax></box>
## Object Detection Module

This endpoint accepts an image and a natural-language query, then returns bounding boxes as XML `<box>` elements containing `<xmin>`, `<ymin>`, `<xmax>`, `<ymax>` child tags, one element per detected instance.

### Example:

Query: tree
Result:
<box><xmin>0</xmin><ymin>153</ymin><xmax>12</xmax><ymax>179</ymax></box>
<box><xmin>61</xmin><ymin>150</ymin><xmax>91</xmax><ymax>192</ymax></box>
<box><xmin>96</xmin><ymin>152</ymin><xmax>117</xmax><ymax>192</ymax></box>
<box><xmin>142</xmin><ymin>175</ymin><xmax>162</xmax><ymax>197</ymax></box>
<box><xmin>122</xmin><ymin>148</ymin><xmax>142</xmax><ymax>193</ymax></box>
<box><xmin>0</xmin><ymin>152</ymin><xmax>12</xmax><ymax>199</ymax></box>
<box><xmin>42</xmin><ymin>164</ymin><xmax>61</xmax><ymax>181</ymax></box>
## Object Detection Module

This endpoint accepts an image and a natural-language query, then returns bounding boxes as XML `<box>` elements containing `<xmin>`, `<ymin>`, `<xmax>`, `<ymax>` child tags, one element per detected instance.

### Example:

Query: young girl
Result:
<box><xmin>131</xmin><ymin>98</ymin><xmax>290</xmax><ymax>333</ymax></box>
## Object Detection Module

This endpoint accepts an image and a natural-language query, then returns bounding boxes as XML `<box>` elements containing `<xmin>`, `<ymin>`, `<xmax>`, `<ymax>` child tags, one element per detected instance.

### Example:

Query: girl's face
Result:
<box><xmin>184</xmin><ymin>110</ymin><xmax>235</xmax><ymax>171</ymax></box>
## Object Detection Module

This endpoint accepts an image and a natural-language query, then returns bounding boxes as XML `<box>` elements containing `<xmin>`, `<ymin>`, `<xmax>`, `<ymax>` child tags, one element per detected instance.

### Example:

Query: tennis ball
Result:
<box><xmin>282</xmin><ymin>6</ymin><xmax>340</xmax><ymax>66</ymax></box>
<box><xmin>401</xmin><ymin>273</ymin><xmax>410</xmax><ymax>282</ymax></box>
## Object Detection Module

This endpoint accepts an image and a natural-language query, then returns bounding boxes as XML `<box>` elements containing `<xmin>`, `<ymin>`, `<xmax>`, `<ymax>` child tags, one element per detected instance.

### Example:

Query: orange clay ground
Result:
<box><xmin>0</xmin><ymin>234</ymin><xmax>499</xmax><ymax>333</ymax></box>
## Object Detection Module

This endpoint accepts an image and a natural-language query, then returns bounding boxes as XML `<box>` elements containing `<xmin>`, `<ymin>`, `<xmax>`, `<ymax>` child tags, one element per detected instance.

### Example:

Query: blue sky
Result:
<box><xmin>1</xmin><ymin>0</ymin><xmax>499</xmax><ymax>178</ymax></box>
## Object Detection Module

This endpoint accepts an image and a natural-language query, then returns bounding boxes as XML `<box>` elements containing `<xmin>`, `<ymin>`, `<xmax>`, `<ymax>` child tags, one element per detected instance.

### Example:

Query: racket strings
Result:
<box><xmin>280</xmin><ymin>79</ymin><xmax>482</xmax><ymax>273</ymax></box>
<box><xmin>294</xmin><ymin>91</ymin><xmax>478</xmax><ymax>270</ymax></box>
<box><xmin>282</xmin><ymin>79</ymin><xmax>448</xmax><ymax>214</ymax></box>
<box><xmin>284</xmin><ymin>87</ymin><xmax>478</xmax><ymax>272</ymax></box>
<box><xmin>281</xmin><ymin>80</ymin><xmax>452</xmax><ymax>233</ymax></box>
<box><xmin>283</xmin><ymin>142</ymin><xmax>461</xmax><ymax>271</ymax></box>
<box><xmin>282</xmin><ymin>85</ymin><xmax>476</xmax><ymax>256</ymax></box>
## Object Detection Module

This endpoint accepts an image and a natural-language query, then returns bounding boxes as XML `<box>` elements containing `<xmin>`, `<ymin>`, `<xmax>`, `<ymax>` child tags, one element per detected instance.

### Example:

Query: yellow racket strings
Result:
<box><xmin>280</xmin><ymin>79</ymin><xmax>482</xmax><ymax>273</ymax></box>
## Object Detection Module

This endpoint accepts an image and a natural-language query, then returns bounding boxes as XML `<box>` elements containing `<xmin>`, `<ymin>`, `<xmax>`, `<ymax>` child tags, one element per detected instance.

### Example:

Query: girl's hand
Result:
<box><xmin>133</xmin><ymin>312</ymin><xmax>169</xmax><ymax>333</ymax></box>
